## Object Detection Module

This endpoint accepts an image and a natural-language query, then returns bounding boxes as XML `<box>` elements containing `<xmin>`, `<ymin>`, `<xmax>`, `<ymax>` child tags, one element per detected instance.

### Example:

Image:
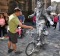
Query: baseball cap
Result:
<box><xmin>14</xmin><ymin>7</ymin><xmax>21</xmax><ymax>12</ymax></box>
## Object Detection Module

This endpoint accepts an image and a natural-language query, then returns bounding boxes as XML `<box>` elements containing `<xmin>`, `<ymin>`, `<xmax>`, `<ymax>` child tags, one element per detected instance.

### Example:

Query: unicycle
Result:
<box><xmin>25</xmin><ymin>28</ymin><xmax>48</xmax><ymax>56</ymax></box>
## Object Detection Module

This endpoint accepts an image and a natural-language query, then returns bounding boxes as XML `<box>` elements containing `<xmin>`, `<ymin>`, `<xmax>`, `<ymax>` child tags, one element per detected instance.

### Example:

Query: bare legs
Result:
<box><xmin>8</xmin><ymin>41</ymin><xmax>17</xmax><ymax>52</ymax></box>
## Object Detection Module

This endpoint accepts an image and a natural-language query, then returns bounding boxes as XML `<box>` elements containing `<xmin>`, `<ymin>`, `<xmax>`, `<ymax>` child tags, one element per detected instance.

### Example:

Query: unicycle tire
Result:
<box><xmin>25</xmin><ymin>42</ymin><xmax>35</xmax><ymax>56</ymax></box>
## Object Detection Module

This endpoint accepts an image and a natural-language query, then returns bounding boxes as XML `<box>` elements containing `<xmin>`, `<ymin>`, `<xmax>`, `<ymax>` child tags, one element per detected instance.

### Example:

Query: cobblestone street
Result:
<box><xmin>0</xmin><ymin>26</ymin><xmax>60</xmax><ymax>56</ymax></box>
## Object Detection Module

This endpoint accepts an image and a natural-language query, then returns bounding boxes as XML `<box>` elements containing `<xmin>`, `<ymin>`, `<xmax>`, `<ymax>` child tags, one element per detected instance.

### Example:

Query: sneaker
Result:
<box><xmin>8</xmin><ymin>49</ymin><xmax>13</xmax><ymax>53</ymax></box>
<box><xmin>15</xmin><ymin>51</ymin><xmax>23</xmax><ymax>55</ymax></box>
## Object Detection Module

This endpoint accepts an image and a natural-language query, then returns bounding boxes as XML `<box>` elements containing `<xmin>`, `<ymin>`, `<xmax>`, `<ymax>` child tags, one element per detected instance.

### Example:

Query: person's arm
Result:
<box><xmin>14</xmin><ymin>18</ymin><xmax>33</xmax><ymax>29</ymax></box>
<box><xmin>19</xmin><ymin>22</ymin><xmax>33</xmax><ymax>29</ymax></box>
<box><xmin>44</xmin><ymin>12</ymin><xmax>54</xmax><ymax>25</ymax></box>
<box><xmin>28</xmin><ymin>12</ymin><xmax>36</xmax><ymax>18</ymax></box>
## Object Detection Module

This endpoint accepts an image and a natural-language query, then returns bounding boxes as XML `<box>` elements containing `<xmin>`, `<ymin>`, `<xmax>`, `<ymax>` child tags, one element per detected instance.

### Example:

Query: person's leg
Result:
<box><xmin>11</xmin><ymin>33</ymin><xmax>22</xmax><ymax>54</ymax></box>
<box><xmin>54</xmin><ymin>22</ymin><xmax>57</xmax><ymax>29</ymax></box>
<box><xmin>54</xmin><ymin>22</ymin><xmax>56</xmax><ymax>29</ymax></box>
<box><xmin>12</xmin><ymin>43</ymin><xmax>17</xmax><ymax>52</ymax></box>
<box><xmin>8</xmin><ymin>41</ymin><xmax>14</xmax><ymax>53</ymax></box>
<box><xmin>2</xmin><ymin>26</ymin><xmax>4</xmax><ymax>37</ymax></box>
<box><xmin>2</xmin><ymin>26</ymin><xmax>7</xmax><ymax>37</ymax></box>
<box><xmin>49</xmin><ymin>22</ymin><xmax>50</xmax><ymax>27</ymax></box>
<box><xmin>12</xmin><ymin>42</ymin><xmax>22</xmax><ymax>54</ymax></box>
<box><xmin>47</xmin><ymin>21</ymin><xmax>48</xmax><ymax>28</ymax></box>
<box><xmin>8</xmin><ymin>31</ymin><xmax>13</xmax><ymax>53</ymax></box>
<box><xmin>47</xmin><ymin>21</ymin><xmax>50</xmax><ymax>28</ymax></box>
<box><xmin>48</xmin><ymin>21</ymin><xmax>50</xmax><ymax>27</ymax></box>
<box><xmin>10</xmin><ymin>33</ymin><xmax>17</xmax><ymax>52</ymax></box>
<box><xmin>8</xmin><ymin>41</ymin><xmax>12</xmax><ymax>49</ymax></box>
<box><xmin>0</xmin><ymin>27</ymin><xmax>4</xmax><ymax>38</ymax></box>
<box><xmin>4</xmin><ymin>26</ymin><xmax>7</xmax><ymax>35</ymax></box>
<box><xmin>55</xmin><ymin>22</ymin><xmax>57</xmax><ymax>29</ymax></box>
<box><xmin>1</xmin><ymin>26</ymin><xmax>6</xmax><ymax>37</ymax></box>
<box><xmin>21</xmin><ymin>29</ymin><xmax>24</xmax><ymax>38</ymax></box>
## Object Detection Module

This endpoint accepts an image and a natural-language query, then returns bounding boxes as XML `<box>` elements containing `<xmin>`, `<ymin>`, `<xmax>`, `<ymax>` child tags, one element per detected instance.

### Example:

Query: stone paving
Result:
<box><xmin>0</xmin><ymin>27</ymin><xmax>60</xmax><ymax>56</ymax></box>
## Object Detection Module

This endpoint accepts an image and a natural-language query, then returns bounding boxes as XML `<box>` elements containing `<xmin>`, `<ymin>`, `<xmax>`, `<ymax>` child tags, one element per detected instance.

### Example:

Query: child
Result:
<box><xmin>53</xmin><ymin>14</ymin><xmax>58</xmax><ymax>29</ymax></box>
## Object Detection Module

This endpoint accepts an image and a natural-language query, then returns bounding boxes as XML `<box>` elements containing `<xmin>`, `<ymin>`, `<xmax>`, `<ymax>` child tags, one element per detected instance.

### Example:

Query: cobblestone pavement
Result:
<box><xmin>0</xmin><ymin>26</ymin><xmax>60</xmax><ymax>56</ymax></box>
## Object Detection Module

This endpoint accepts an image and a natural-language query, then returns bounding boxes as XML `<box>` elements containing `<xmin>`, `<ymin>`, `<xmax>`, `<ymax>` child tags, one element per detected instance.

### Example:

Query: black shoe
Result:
<box><xmin>8</xmin><ymin>49</ymin><xmax>13</xmax><ymax>53</ymax></box>
<box><xmin>15</xmin><ymin>51</ymin><xmax>23</xmax><ymax>55</ymax></box>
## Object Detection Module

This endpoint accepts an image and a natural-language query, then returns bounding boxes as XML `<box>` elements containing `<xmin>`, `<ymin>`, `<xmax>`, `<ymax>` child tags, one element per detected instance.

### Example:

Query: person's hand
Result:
<box><xmin>50</xmin><ymin>21</ymin><xmax>54</xmax><ymax>25</ymax></box>
<box><xmin>28</xmin><ymin>16</ymin><xmax>31</xmax><ymax>18</ymax></box>
<box><xmin>29</xmin><ymin>26</ymin><xmax>34</xmax><ymax>30</ymax></box>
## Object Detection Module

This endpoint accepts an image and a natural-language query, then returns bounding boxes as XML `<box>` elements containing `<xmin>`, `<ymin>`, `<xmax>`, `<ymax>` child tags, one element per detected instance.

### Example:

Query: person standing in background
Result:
<box><xmin>53</xmin><ymin>14</ymin><xmax>58</xmax><ymax>29</ymax></box>
<box><xmin>18</xmin><ymin>11</ymin><xmax>25</xmax><ymax>38</ymax></box>
<box><xmin>0</xmin><ymin>14</ymin><xmax>5</xmax><ymax>39</ymax></box>
<box><xmin>3</xmin><ymin>12</ymin><xmax>9</xmax><ymax>36</ymax></box>
<box><xmin>18</xmin><ymin>12</ymin><xmax>25</xmax><ymax>24</ymax></box>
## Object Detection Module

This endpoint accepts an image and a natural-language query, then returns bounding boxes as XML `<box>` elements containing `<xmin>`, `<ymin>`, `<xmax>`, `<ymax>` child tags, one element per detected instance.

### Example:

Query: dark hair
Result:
<box><xmin>14</xmin><ymin>9</ymin><xmax>21</xmax><ymax>13</ymax></box>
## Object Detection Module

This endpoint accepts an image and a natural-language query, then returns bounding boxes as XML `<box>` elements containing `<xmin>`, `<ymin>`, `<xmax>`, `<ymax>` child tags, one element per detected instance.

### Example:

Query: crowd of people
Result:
<box><xmin>0</xmin><ymin>7</ymin><xmax>34</xmax><ymax>55</ymax></box>
<box><xmin>0</xmin><ymin>5</ymin><xmax>60</xmax><ymax>55</ymax></box>
<box><xmin>0</xmin><ymin>10</ymin><xmax>26</xmax><ymax>39</ymax></box>
<box><xmin>0</xmin><ymin>0</ymin><xmax>60</xmax><ymax>55</ymax></box>
<box><xmin>31</xmin><ymin>12</ymin><xmax>60</xmax><ymax>30</ymax></box>
<box><xmin>46</xmin><ymin>13</ymin><xmax>60</xmax><ymax>30</ymax></box>
<box><xmin>0</xmin><ymin>7</ymin><xmax>34</xmax><ymax>54</ymax></box>
<box><xmin>0</xmin><ymin>11</ymin><xmax>60</xmax><ymax>39</ymax></box>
